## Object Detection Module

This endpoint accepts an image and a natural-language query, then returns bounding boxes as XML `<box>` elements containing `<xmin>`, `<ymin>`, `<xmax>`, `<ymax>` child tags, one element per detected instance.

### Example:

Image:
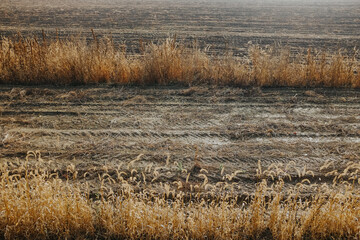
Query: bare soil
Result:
<box><xmin>1</xmin><ymin>86</ymin><xmax>359</xmax><ymax>197</ymax></box>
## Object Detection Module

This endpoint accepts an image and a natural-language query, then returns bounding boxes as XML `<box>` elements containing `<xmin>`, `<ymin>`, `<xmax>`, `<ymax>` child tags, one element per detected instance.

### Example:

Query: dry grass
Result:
<box><xmin>0</xmin><ymin>35</ymin><xmax>359</xmax><ymax>87</ymax></box>
<box><xmin>1</xmin><ymin>153</ymin><xmax>360</xmax><ymax>239</ymax></box>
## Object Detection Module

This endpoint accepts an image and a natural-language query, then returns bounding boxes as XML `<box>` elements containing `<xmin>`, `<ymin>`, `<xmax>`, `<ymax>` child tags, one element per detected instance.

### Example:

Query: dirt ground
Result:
<box><xmin>1</xmin><ymin>85</ymin><xmax>359</xmax><ymax>198</ymax></box>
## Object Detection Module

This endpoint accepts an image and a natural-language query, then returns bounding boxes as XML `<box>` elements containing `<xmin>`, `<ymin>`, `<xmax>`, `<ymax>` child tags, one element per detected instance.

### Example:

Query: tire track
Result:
<box><xmin>7</xmin><ymin>127</ymin><xmax>360</xmax><ymax>141</ymax></box>
<box><xmin>1</xmin><ymin>86</ymin><xmax>360</xmax><ymax>183</ymax></box>
<box><xmin>4</xmin><ymin>100</ymin><xmax>360</xmax><ymax>109</ymax></box>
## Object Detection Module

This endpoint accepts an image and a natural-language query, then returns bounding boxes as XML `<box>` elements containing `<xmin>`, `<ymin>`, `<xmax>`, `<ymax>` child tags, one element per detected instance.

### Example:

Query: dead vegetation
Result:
<box><xmin>1</xmin><ymin>151</ymin><xmax>360</xmax><ymax>239</ymax></box>
<box><xmin>121</xmin><ymin>95</ymin><xmax>148</xmax><ymax>105</ymax></box>
<box><xmin>0</xmin><ymin>35</ymin><xmax>359</xmax><ymax>87</ymax></box>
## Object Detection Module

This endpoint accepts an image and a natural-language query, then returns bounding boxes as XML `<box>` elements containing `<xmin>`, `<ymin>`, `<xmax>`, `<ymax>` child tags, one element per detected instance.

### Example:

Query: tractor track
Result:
<box><xmin>1</xmin><ymin>85</ymin><xmax>360</xmax><ymax>193</ymax></box>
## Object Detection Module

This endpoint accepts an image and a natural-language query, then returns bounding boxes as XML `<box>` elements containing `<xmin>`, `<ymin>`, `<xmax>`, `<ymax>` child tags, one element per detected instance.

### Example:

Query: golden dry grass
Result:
<box><xmin>0</xmin><ymin>35</ymin><xmax>359</xmax><ymax>87</ymax></box>
<box><xmin>1</xmin><ymin>153</ymin><xmax>360</xmax><ymax>239</ymax></box>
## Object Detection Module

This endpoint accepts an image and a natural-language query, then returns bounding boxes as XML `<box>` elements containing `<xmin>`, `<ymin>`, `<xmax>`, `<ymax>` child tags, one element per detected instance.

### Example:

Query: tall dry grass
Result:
<box><xmin>2</xmin><ymin>153</ymin><xmax>360</xmax><ymax>239</ymax></box>
<box><xmin>0</xmin><ymin>35</ymin><xmax>359</xmax><ymax>87</ymax></box>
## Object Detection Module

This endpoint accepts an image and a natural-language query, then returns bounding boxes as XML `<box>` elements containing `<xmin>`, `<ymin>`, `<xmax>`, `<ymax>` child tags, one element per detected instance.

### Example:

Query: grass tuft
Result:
<box><xmin>2</xmin><ymin>157</ymin><xmax>360</xmax><ymax>239</ymax></box>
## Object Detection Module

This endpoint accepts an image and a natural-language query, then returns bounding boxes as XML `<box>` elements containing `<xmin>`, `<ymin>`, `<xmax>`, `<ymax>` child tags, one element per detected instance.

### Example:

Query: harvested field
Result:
<box><xmin>1</xmin><ymin>86</ymin><xmax>359</xmax><ymax>195</ymax></box>
<box><xmin>1</xmin><ymin>0</ymin><xmax>360</xmax><ymax>55</ymax></box>
<box><xmin>2</xmin><ymin>0</ymin><xmax>360</xmax><ymax>238</ymax></box>
<box><xmin>2</xmin><ymin>85</ymin><xmax>360</xmax><ymax>239</ymax></box>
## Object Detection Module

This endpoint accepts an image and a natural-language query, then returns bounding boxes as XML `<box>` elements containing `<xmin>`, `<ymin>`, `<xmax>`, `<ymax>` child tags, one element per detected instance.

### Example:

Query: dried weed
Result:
<box><xmin>0</xmin><ymin>35</ymin><xmax>359</xmax><ymax>87</ymax></box>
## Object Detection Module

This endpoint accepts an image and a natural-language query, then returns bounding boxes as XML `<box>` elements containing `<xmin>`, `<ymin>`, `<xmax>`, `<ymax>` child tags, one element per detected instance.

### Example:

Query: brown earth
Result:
<box><xmin>1</xmin><ymin>85</ymin><xmax>359</xmax><ymax>198</ymax></box>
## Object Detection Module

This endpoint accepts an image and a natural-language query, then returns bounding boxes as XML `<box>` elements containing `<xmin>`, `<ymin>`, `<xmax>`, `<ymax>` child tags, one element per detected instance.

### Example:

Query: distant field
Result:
<box><xmin>1</xmin><ymin>0</ymin><xmax>360</xmax><ymax>55</ymax></box>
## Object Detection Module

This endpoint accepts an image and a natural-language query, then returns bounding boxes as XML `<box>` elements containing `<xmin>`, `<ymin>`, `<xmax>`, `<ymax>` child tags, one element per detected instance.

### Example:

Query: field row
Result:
<box><xmin>1</xmin><ymin>36</ymin><xmax>359</xmax><ymax>87</ymax></box>
<box><xmin>1</xmin><ymin>86</ymin><xmax>359</xmax><ymax>191</ymax></box>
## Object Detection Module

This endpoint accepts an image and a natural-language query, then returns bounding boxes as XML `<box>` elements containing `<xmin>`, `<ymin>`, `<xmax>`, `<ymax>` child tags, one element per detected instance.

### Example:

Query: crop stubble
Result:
<box><xmin>1</xmin><ymin>0</ymin><xmax>360</xmax><ymax>55</ymax></box>
<box><xmin>1</xmin><ymin>86</ymin><xmax>359</xmax><ymax>195</ymax></box>
<box><xmin>1</xmin><ymin>1</ymin><xmax>360</xmax><ymax>238</ymax></box>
